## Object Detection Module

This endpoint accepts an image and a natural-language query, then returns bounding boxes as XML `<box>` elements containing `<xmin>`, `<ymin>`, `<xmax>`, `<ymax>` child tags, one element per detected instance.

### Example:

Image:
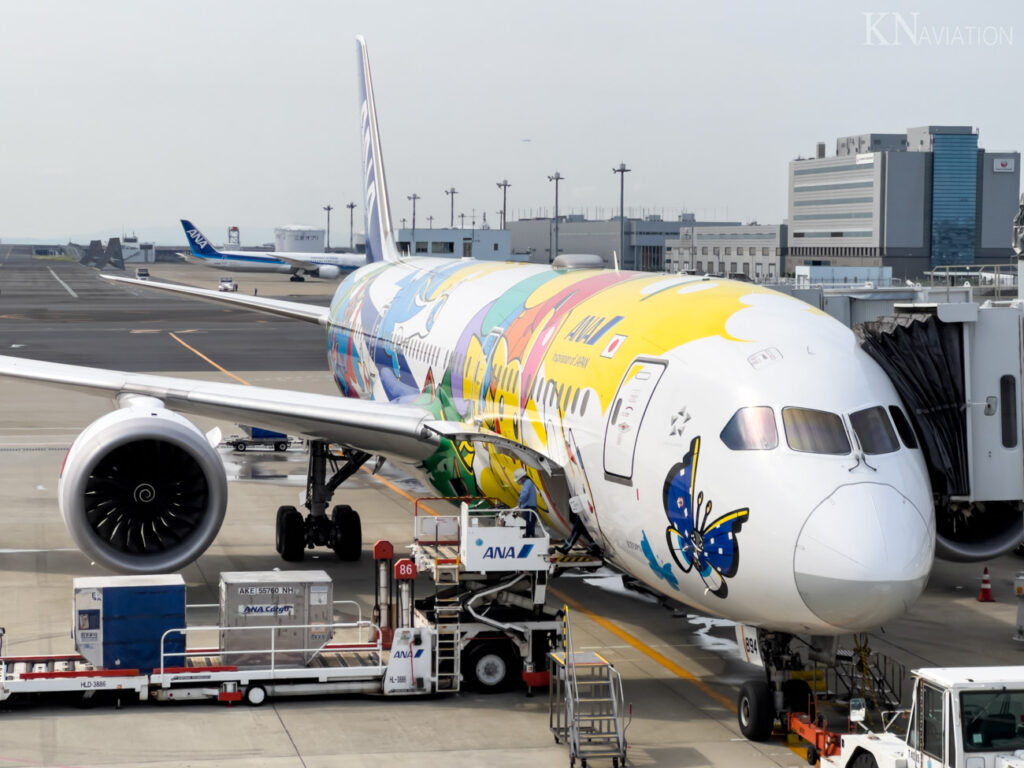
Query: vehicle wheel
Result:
<box><xmin>782</xmin><ymin>678</ymin><xmax>813</xmax><ymax>714</ymax></box>
<box><xmin>850</xmin><ymin>753</ymin><xmax>878</xmax><ymax>768</ymax></box>
<box><xmin>331</xmin><ymin>505</ymin><xmax>362</xmax><ymax>561</ymax></box>
<box><xmin>465</xmin><ymin>641</ymin><xmax>518</xmax><ymax>693</ymax></box>
<box><xmin>234</xmin><ymin>442</ymin><xmax>246</xmax><ymax>452</ymax></box>
<box><xmin>805</xmin><ymin>744</ymin><xmax>819</xmax><ymax>765</ymax></box>
<box><xmin>279</xmin><ymin>508</ymin><xmax>305</xmax><ymax>562</ymax></box>
<box><xmin>274</xmin><ymin>442</ymin><xmax>288</xmax><ymax>452</ymax></box>
<box><xmin>245</xmin><ymin>684</ymin><xmax>267</xmax><ymax>706</ymax></box>
<box><xmin>737</xmin><ymin>679</ymin><xmax>774</xmax><ymax>741</ymax></box>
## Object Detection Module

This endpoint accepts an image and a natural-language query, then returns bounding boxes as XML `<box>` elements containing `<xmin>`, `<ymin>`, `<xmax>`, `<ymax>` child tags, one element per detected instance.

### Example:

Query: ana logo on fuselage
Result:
<box><xmin>565</xmin><ymin>315</ymin><xmax>624</xmax><ymax>346</ymax></box>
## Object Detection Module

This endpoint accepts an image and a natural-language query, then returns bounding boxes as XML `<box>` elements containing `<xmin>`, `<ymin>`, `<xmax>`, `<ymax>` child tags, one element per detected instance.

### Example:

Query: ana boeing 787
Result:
<box><xmin>0</xmin><ymin>36</ymin><xmax>938</xmax><ymax>738</ymax></box>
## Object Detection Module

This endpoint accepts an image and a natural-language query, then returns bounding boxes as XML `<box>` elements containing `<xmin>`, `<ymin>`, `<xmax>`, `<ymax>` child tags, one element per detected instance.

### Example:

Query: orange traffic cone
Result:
<box><xmin>978</xmin><ymin>567</ymin><xmax>995</xmax><ymax>602</ymax></box>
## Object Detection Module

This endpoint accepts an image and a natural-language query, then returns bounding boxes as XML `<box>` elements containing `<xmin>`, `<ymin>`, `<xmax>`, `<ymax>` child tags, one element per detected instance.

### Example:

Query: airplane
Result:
<box><xmin>79</xmin><ymin>237</ymin><xmax>123</xmax><ymax>270</ymax></box>
<box><xmin>0</xmin><ymin>35</ymin><xmax>985</xmax><ymax>739</ymax></box>
<box><xmin>180</xmin><ymin>219</ymin><xmax>366</xmax><ymax>281</ymax></box>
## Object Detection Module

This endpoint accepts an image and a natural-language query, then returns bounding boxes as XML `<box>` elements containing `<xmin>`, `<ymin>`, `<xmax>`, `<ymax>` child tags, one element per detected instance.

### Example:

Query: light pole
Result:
<box><xmin>496</xmin><ymin>179</ymin><xmax>511</xmax><ymax>229</ymax></box>
<box><xmin>445</xmin><ymin>187</ymin><xmax>457</xmax><ymax>227</ymax></box>
<box><xmin>345</xmin><ymin>201</ymin><xmax>356</xmax><ymax>249</ymax></box>
<box><xmin>427</xmin><ymin>215</ymin><xmax>434</xmax><ymax>229</ymax></box>
<box><xmin>322</xmin><ymin>204</ymin><xmax>334</xmax><ymax>251</ymax></box>
<box><xmin>407</xmin><ymin>193</ymin><xmax>419</xmax><ymax>246</ymax></box>
<box><xmin>459</xmin><ymin>212</ymin><xmax>466</xmax><ymax>229</ymax></box>
<box><xmin>613</xmin><ymin>163</ymin><xmax>630</xmax><ymax>268</ymax></box>
<box><xmin>547</xmin><ymin>172</ymin><xmax>564</xmax><ymax>262</ymax></box>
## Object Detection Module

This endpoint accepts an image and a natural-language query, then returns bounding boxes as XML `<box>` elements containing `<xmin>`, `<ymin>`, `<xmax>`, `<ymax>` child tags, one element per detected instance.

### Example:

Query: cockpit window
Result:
<box><xmin>888</xmin><ymin>405</ymin><xmax>919</xmax><ymax>449</ymax></box>
<box><xmin>782</xmin><ymin>407</ymin><xmax>851</xmax><ymax>455</ymax></box>
<box><xmin>720</xmin><ymin>407</ymin><xmax>778</xmax><ymax>450</ymax></box>
<box><xmin>849</xmin><ymin>406</ymin><xmax>900</xmax><ymax>455</ymax></box>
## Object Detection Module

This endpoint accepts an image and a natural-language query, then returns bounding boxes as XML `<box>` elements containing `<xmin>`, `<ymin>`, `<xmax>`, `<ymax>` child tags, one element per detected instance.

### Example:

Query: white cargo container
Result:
<box><xmin>219</xmin><ymin>571</ymin><xmax>332</xmax><ymax>667</ymax></box>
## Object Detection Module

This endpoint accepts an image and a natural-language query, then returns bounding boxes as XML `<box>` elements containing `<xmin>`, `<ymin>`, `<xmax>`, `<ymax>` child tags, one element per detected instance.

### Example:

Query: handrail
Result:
<box><xmin>155</xmin><ymin>618</ymin><xmax>383</xmax><ymax>682</ymax></box>
<box><xmin>413</xmin><ymin>495</ymin><xmax>500</xmax><ymax>518</ymax></box>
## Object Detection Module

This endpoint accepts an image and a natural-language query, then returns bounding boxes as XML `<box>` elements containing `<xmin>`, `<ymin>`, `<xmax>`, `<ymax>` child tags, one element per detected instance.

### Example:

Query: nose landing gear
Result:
<box><xmin>273</xmin><ymin>440</ymin><xmax>372</xmax><ymax>562</ymax></box>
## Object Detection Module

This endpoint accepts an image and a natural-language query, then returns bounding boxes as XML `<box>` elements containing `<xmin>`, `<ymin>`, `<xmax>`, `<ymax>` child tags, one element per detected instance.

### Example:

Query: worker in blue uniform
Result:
<box><xmin>514</xmin><ymin>467</ymin><xmax>538</xmax><ymax>537</ymax></box>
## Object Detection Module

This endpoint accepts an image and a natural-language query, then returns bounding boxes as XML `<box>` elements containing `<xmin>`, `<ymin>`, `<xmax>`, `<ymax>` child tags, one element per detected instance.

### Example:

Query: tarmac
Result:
<box><xmin>0</xmin><ymin>255</ymin><xmax>1023</xmax><ymax>767</ymax></box>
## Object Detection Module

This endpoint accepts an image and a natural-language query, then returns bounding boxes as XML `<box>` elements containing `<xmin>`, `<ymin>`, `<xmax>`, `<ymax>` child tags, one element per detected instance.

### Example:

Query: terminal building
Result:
<box><xmin>664</xmin><ymin>224</ymin><xmax>785</xmax><ymax>280</ymax></box>
<box><xmin>395</xmin><ymin>227</ymin><xmax>512</xmax><ymax>260</ymax></box>
<box><xmin>785</xmin><ymin>126</ymin><xmax>1020</xmax><ymax>278</ymax></box>
<box><xmin>506</xmin><ymin>214</ymin><xmax>743</xmax><ymax>270</ymax></box>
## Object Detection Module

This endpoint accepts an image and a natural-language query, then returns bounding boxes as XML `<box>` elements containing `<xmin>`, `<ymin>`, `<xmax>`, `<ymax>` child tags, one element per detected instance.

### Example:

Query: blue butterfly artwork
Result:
<box><xmin>663</xmin><ymin>435</ymin><xmax>749</xmax><ymax>598</ymax></box>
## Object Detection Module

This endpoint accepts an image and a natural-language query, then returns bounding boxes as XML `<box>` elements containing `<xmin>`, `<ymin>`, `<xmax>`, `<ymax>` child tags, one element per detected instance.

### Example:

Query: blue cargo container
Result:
<box><xmin>73</xmin><ymin>575</ymin><xmax>186</xmax><ymax>674</ymax></box>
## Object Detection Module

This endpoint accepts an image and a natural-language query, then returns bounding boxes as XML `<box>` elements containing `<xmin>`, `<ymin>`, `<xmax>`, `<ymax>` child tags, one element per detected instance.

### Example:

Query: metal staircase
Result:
<box><xmin>549</xmin><ymin>607</ymin><xmax>627</xmax><ymax>767</ymax></box>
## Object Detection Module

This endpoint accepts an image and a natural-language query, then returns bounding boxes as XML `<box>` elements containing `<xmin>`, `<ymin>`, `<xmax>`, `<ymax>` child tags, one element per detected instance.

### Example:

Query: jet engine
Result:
<box><xmin>314</xmin><ymin>265</ymin><xmax>341</xmax><ymax>280</ymax></box>
<box><xmin>59</xmin><ymin>397</ymin><xmax>227</xmax><ymax>573</ymax></box>
<box><xmin>935</xmin><ymin>500</ymin><xmax>1024</xmax><ymax>562</ymax></box>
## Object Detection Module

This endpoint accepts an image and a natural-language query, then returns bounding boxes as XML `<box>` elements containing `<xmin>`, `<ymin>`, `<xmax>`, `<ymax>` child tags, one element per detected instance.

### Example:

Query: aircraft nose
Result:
<box><xmin>794</xmin><ymin>483</ymin><xmax>933</xmax><ymax>631</ymax></box>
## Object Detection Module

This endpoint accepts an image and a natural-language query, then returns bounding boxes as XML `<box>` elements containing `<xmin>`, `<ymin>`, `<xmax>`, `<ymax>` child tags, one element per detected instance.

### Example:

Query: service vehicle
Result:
<box><xmin>0</xmin><ymin>501</ymin><xmax>579</xmax><ymax>707</ymax></box>
<box><xmin>786</xmin><ymin>666</ymin><xmax>1024</xmax><ymax>768</ymax></box>
<box><xmin>224</xmin><ymin>426</ymin><xmax>295</xmax><ymax>452</ymax></box>
<box><xmin>134</xmin><ymin>267</ymin><xmax>150</xmax><ymax>280</ymax></box>
<box><xmin>217</xmin><ymin>276</ymin><xmax>238</xmax><ymax>292</ymax></box>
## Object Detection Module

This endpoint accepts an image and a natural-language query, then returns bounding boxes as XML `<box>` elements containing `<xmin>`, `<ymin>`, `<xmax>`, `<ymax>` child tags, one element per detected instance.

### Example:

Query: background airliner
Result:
<box><xmin>180</xmin><ymin>219</ymin><xmax>366</xmax><ymax>280</ymax></box>
<box><xmin>0</xmin><ymin>34</ymin><xmax>947</xmax><ymax>737</ymax></box>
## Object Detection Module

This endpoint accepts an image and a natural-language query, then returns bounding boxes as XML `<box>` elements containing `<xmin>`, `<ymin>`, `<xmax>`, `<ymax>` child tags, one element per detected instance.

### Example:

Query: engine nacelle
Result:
<box><xmin>314</xmin><ymin>265</ymin><xmax>341</xmax><ymax>280</ymax></box>
<box><xmin>59</xmin><ymin>399</ymin><xmax>227</xmax><ymax>573</ymax></box>
<box><xmin>935</xmin><ymin>499</ymin><xmax>1024</xmax><ymax>562</ymax></box>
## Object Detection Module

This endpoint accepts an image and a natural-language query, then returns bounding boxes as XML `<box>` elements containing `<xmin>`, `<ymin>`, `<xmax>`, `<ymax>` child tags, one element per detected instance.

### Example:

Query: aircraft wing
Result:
<box><xmin>0</xmin><ymin>355</ymin><xmax>439</xmax><ymax>462</ymax></box>
<box><xmin>101</xmin><ymin>274</ymin><xmax>329</xmax><ymax>326</ymax></box>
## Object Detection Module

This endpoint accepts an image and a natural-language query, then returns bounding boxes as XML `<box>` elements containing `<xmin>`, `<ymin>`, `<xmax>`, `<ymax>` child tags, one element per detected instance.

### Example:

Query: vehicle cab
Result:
<box><xmin>824</xmin><ymin>667</ymin><xmax>1024</xmax><ymax>768</ymax></box>
<box><xmin>134</xmin><ymin>267</ymin><xmax>150</xmax><ymax>280</ymax></box>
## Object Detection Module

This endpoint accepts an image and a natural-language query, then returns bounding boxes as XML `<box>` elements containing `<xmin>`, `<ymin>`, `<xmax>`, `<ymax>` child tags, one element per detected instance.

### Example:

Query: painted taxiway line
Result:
<box><xmin>46</xmin><ymin>266</ymin><xmax>78</xmax><ymax>298</ymax></box>
<box><xmin>169</xmin><ymin>332</ymin><xmax>251</xmax><ymax>385</ymax></box>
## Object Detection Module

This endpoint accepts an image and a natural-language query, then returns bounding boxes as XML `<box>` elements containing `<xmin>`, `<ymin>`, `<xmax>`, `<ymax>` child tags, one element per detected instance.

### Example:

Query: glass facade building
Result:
<box><xmin>930</xmin><ymin>133</ymin><xmax>978</xmax><ymax>266</ymax></box>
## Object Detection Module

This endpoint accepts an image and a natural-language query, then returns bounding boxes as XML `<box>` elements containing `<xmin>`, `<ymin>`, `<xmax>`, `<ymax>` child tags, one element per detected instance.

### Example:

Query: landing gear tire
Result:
<box><xmin>277</xmin><ymin>506</ymin><xmax>305</xmax><ymax>562</ymax></box>
<box><xmin>245</xmin><ymin>684</ymin><xmax>267</xmax><ymax>706</ymax></box>
<box><xmin>274</xmin><ymin>442</ymin><xmax>288</xmax><ymax>452</ymax></box>
<box><xmin>738</xmin><ymin>679</ymin><xmax>774</xmax><ymax>741</ymax></box>
<box><xmin>782</xmin><ymin>678</ymin><xmax>813</xmax><ymax>715</ymax></box>
<box><xmin>331</xmin><ymin>505</ymin><xmax>362</xmax><ymax>561</ymax></box>
<box><xmin>465</xmin><ymin>642</ymin><xmax>517</xmax><ymax>693</ymax></box>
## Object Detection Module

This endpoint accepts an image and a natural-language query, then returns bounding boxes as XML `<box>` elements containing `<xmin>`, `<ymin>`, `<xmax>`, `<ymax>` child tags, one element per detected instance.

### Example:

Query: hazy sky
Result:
<box><xmin>1</xmin><ymin>0</ymin><xmax>1021</xmax><ymax>246</ymax></box>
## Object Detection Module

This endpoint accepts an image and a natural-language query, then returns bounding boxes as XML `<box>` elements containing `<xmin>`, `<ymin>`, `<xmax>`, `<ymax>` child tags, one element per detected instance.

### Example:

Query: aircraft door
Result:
<box><xmin>603</xmin><ymin>357</ymin><xmax>667</xmax><ymax>480</ymax></box>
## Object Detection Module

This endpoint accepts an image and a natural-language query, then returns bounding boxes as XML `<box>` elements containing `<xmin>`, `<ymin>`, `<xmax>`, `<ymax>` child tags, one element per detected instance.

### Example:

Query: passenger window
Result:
<box><xmin>849</xmin><ymin>406</ymin><xmax>899</xmax><ymax>455</ymax></box>
<box><xmin>720</xmin><ymin>407</ymin><xmax>778</xmax><ymax>450</ymax></box>
<box><xmin>889</xmin><ymin>405</ymin><xmax>919</xmax><ymax>449</ymax></box>
<box><xmin>782</xmin><ymin>407</ymin><xmax>850</xmax><ymax>455</ymax></box>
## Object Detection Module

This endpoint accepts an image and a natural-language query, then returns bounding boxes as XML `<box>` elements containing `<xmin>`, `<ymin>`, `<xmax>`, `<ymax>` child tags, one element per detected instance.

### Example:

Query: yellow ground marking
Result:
<box><xmin>130</xmin><ymin>329</ymin><xmax>161</xmax><ymax>334</ymax></box>
<box><xmin>168</xmin><ymin>333</ymin><xmax>251</xmax><ymax>385</ymax></box>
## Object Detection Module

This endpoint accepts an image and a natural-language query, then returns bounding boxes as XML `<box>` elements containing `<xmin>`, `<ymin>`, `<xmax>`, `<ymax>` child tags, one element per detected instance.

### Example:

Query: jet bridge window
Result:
<box><xmin>782</xmin><ymin>407</ymin><xmax>850</xmax><ymax>455</ymax></box>
<box><xmin>849</xmin><ymin>406</ymin><xmax>899</xmax><ymax>455</ymax></box>
<box><xmin>720</xmin><ymin>406</ymin><xmax>778</xmax><ymax>450</ymax></box>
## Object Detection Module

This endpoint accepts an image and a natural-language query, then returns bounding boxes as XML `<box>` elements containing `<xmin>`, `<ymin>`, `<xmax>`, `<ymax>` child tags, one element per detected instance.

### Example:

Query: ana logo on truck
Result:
<box><xmin>392</xmin><ymin>648</ymin><xmax>425</xmax><ymax>659</ymax></box>
<box><xmin>239</xmin><ymin>604</ymin><xmax>294</xmax><ymax>616</ymax></box>
<box><xmin>480</xmin><ymin>544</ymin><xmax>534</xmax><ymax>559</ymax></box>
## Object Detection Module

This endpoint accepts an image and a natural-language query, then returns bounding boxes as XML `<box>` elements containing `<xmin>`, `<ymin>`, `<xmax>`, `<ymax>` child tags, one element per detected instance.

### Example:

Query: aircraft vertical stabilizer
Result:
<box><xmin>106</xmin><ymin>238</ymin><xmax>124</xmax><ymax>270</ymax></box>
<box><xmin>355</xmin><ymin>36</ymin><xmax>399</xmax><ymax>264</ymax></box>
<box><xmin>81</xmin><ymin>240</ymin><xmax>104</xmax><ymax>267</ymax></box>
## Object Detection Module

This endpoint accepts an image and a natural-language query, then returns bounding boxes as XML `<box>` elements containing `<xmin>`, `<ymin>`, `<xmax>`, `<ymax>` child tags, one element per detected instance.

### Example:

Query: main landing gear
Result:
<box><xmin>737</xmin><ymin>630</ymin><xmax>821</xmax><ymax>742</ymax></box>
<box><xmin>274</xmin><ymin>440</ymin><xmax>372</xmax><ymax>563</ymax></box>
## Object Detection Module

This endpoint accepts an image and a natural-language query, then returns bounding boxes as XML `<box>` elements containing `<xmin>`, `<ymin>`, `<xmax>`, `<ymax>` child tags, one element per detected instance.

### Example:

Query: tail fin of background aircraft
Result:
<box><xmin>105</xmin><ymin>238</ymin><xmax>124</xmax><ymax>270</ymax></box>
<box><xmin>356</xmin><ymin>36</ymin><xmax>399</xmax><ymax>264</ymax></box>
<box><xmin>180</xmin><ymin>220</ymin><xmax>220</xmax><ymax>259</ymax></box>
<box><xmin>81</xmin><ymin>240</ymin><xmax>103</xmax><ymax>267</ymax></box>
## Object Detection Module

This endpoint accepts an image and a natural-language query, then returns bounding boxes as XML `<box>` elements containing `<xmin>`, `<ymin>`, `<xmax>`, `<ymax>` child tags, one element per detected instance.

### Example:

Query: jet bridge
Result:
<box><xmin>856</xmin><ymin>297</ymin><xmax>1024</xmax><ymax>561</ymax></box>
